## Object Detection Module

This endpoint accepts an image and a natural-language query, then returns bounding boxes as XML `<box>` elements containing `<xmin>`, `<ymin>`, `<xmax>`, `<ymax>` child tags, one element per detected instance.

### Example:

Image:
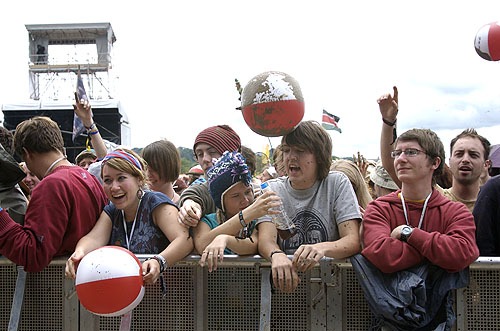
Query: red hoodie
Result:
<box><xmin>0</xmin><ymin>166</ymin><xmax>107</xmax><ymax>272</ymax></box>
<box><xmin>361</xmin><ymin>189</ymin><xmax>479</xmax><ymax>274</ymax></box>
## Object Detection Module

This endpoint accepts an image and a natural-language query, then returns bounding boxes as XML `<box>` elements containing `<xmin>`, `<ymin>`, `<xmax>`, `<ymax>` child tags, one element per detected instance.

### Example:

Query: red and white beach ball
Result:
<box><xmin>240</xmin><ymin>71</ymin><xmax>304</xmax><ymax>137</ymax></box>
<box><xmin>75</xmin><ymin>246</ymin><xmax>145</xmax><ymax>317</ymax></box>
<box><xmin>474</xmin><ymin>21</ymin><xmax>500</xmax><ymax>61</ymax></box>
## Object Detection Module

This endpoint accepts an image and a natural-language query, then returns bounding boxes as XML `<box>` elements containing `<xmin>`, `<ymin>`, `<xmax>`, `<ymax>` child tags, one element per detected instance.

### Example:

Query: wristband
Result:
<box><xmin>269</xmin><ymin>250</ymin><xmax>285</xmax><ymax>260</ymax></box>
<box><xmin>88</xmin><ymin>129</ymin><xmax>99</xmax><ymax>136</ymax></box>
<box><xmin>0</xmin><ymin>207</ymin><xmax>3</xmax><ymax>212</ymax></box>
<box><xmin>146</xmin><ymin>255</ymin><xmax>167</xmax><ymax>273</ymax></box>
<box><xmin>84</xmin><ymin>123</ymin><xmax>97</xmax><ymax>131</ymax></box>
<box><xmin>238</xmin><ymin>210</ymin><xmax>246</xmax><ymax>227</ymax></box>
<box><xmin>382</xmin><ymin>118</ymin><xmax>397</xmax><ymax>127</ymax></box>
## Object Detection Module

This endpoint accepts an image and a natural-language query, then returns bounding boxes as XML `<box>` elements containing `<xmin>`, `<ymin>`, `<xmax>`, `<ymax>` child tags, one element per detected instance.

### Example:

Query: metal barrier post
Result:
<box><xmin>8</xmin><ymin>266</ymin><xmax>26</xmax><ymax>331</ymax></box>
<box><xmin>259</xmin><ymin>267</ymin><xmax>271</xmax><ymax>331</ymax></box>
<box><xmin>63</xmin><ymin>277</ymin><xmax>80</xmax><ymax>331</ymax></box>
<box><xmin>119</xmin><ymin>311</ymin><xmax>133</xmax><ymax>331</ymax></box>
<box><xmin>194</xmin><ymin>266</ymin><xmax>207</xmax><ymax>331</ymax></box>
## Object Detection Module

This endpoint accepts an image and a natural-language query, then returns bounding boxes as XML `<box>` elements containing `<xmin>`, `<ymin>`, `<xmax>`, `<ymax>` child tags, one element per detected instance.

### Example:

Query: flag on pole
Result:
<box><xmin>321</xmin><ymin>109</ymin><xmax>342</xmax><ymax>133</ymax></box>
<box><xmin>72</xmin><ymin>71</ymin><xmax>87</xmax><ymax>142</ymax></box>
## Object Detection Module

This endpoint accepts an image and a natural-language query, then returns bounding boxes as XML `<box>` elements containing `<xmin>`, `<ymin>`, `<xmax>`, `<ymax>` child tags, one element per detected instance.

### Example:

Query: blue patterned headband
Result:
<box><xmin>102</xmin><ymin>150</ymin><xmax>143</xmax><ymax>171</ymax></box>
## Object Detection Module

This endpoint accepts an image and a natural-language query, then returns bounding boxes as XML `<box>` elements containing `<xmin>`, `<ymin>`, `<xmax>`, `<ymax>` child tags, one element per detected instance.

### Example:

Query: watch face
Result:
<box><xmin>402</xmin><ymin>227</ymin><xmax>412</xmax><ymax>235</ymax></box>
<box><xmin>401</xmin><ymin>226</ymin><xmax>412</xmax><ymax>241</ymax></box>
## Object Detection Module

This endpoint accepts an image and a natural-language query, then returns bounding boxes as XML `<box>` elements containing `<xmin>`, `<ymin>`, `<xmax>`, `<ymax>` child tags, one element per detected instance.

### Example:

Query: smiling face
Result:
<box><xmin>449</xmin><ymin>136</ymin><xmax>486</xmax><ymax>186</ymax></box>
<box><xmin>102</xmin><ymin>164</ymin><xmax>142</xmax><ymax>215</ymax></box>
<box><xmin>281</xmin><ymin>144</ymin><xmax>318</xmax><ymax>190</ymax></box>
<box><xmin>222</xmin><ymin>182</ymin><xmax>254</xmax><ymax>218</ymax></box>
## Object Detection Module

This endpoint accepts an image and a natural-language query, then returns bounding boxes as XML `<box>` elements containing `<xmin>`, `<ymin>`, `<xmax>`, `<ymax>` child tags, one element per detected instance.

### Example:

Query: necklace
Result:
<box><xmin>121</xmin><ymin>198</ymin><xmax>143</xmax><ymax>250</ymax></box>
<box><xmin>44</xmin><ymin>156</ymin><xmax>67</xmax><ymax>177</ymax></box>
<box><xmin>400</xmin><ymin>191</ymin><xmax>432</xmax><ymax>229</ymax></box>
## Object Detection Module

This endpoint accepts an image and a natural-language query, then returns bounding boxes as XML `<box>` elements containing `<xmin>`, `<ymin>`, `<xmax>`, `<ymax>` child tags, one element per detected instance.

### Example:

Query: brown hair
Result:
<box><xmin>282</xmin><ymin>121</ymin><xmax>332</xmax><ymax>180</ymax></box>
<box><xmin>142</xmin><ymin>140</ymin><xmax>180</xmax><ymax>182</ymax></box>
<box><xmin>102</xmin><ymin>148</ymin><xmax>147</xmax><ymax>186</ymax></box>
<box><xmin>450</xmin><ymin>128</ymin><xmax>490</xmax><ymax>161</ymax></box>
<box><xmin>396</xmin><ymin>128</ymin><xmax>445</xmax><ymax>182</ymax></box>
<box><xmin>331</xmin><ymin>159</ymin><xmax>373</xmax><ymax>209</ymax></box>
<box><xmin>14</xmin><ymin>116</ymin><xmax>65</xmax><ymax>158</ymax></box>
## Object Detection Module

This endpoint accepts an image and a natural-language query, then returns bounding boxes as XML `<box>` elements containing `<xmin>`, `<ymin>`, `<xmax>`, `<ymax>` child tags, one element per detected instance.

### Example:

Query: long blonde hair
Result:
<box><xmin>331</xmin><ymin>159</ymin><xmax>372</xmax><ymax>209</ymax></box>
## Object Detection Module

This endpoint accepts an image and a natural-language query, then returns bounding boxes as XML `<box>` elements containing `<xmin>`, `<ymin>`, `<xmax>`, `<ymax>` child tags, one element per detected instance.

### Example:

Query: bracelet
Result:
<box><xmin>88</xmin><ymin>129</ymin><xmax>99</xmax><ymax>136</ymax></box>
<box><xmin>382</xmin><ymin>118</ymin><xmax>397</xmax><ymax>127</ymax></box>
<box><xmin>238</xmin><ymin>210</ymin><xmax>246</xmax><ymax>227</ymax></box>
<box><xmin>84</xmin><ymin>123</ymin><xmax>97</xmax><ymax>131</ymax></box>
<box><xmin>269</xmin><ymin>250</ymin><xmax>285</xmax><ymax>260</ymax></box>
<box><xmin>146</xmin><ymin>255</ymin><xmax>167</xmax><ymax>273</ymax></box>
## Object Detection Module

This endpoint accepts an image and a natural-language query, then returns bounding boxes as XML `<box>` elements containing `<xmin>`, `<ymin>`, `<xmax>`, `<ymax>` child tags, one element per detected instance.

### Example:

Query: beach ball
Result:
<box><xmin>474</xmin><ymin>21</ymin><xmax>500</xmax><ymax>61</ymax></box>
<box><xmin>75</xmin><ymin>246</ymin><xmax>144</xmax><ymax>317</ymax></box>
<box><xmin>241</xmin><ymin>71</ymin><xmax>304</xmax><ymax>137</ymax></box>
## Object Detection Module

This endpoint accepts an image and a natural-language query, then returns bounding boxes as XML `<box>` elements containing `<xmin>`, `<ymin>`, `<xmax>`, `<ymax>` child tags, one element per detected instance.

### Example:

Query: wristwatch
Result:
<box><xmin>400</xmin><ymin>226</ymin><xmax>413</xmax><ymax>242</ymax></box>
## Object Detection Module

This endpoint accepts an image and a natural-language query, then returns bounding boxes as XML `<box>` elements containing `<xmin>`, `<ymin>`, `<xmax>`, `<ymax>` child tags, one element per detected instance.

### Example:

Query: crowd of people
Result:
<box><xmin>0</xmin><ymin>84</ymin><xmax>498</xmax><ymax>329</ymax></box>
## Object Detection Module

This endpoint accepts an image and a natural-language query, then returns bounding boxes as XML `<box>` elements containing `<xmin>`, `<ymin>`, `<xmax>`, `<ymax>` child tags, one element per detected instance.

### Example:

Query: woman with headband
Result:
<box><xmin>65</xmin><ymin>148</ymin><xmax>193</xmax><ymax>286</ymax></box>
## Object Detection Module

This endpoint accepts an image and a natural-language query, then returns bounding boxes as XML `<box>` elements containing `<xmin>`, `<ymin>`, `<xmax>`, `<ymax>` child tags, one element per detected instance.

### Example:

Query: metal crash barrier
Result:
<box><xmin>1</xmin><ymin>255</ymin><xmax>500</xmax><ymax>331</ymax></box>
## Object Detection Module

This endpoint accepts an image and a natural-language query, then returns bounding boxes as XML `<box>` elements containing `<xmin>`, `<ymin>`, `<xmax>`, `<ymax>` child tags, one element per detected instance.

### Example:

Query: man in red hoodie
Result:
<box><xmin>0</xmin><ymin>116</ymin><xmax>107</xmax><ymax>272</ymax></box>
<box><xmin>362</xmin><ymin>128</ymin><xmax>479</xmax><ymax>273</ymax></box>
<box><xmin>357</xmin><ymin>128</ymin><xmax>479</xmax><ymax>330</ymax></box>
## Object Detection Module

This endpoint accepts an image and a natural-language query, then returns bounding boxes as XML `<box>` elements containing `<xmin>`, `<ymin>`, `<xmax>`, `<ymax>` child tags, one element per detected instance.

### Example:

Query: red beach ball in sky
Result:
<box><xmin>241</xmin><ymin>71</ymin><xmax>304</xmax><ymax>137</ymax></box>
<box><xmin>475</xmin><ymin>21</ymin><xmax>500</xmax><ymax>61</ymax></box>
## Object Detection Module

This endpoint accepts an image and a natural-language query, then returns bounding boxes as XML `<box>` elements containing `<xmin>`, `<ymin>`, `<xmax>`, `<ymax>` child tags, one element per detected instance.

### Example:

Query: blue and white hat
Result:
<box><xmin>207</xmin><ymin>151</ymin><xmax>252</xmax><ymax>212</ymax></box>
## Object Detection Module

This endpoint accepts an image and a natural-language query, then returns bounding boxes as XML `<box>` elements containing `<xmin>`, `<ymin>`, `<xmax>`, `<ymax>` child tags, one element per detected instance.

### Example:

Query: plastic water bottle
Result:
<box><xmin>260</xmin><ymin>182</ymin><xmax>297</xmax><ymax>240</ymax></box>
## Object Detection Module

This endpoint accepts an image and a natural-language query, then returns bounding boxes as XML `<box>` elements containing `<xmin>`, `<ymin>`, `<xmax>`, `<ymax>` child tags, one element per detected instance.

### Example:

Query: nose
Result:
<box><xmin>109</xmin><ymin>180</ymin><xmax>120</xmax><ymax>192</ymax></box>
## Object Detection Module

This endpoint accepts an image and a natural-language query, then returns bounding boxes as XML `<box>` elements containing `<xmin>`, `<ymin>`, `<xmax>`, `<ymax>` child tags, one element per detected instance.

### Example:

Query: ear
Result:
<box><xmin>22</xmin><ymin>147</ymin><xmax>31</xmax><ymax>161</ymax></box>
<box><xmin>432</xmin><ymin>156</ymin><xmax>441</xmax><ymax>170</ymax></box>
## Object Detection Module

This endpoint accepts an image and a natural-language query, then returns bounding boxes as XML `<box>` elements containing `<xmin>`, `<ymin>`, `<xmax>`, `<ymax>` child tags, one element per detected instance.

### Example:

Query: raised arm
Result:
<box><xmin>378</xmin><ymin>86</ymin><xmax>401</xmax><ymax>188</ymax></box>
<box><xmin>74</xmin><ymin>92</ymin><xmax>108</xmax><ymax>159</ymax></box>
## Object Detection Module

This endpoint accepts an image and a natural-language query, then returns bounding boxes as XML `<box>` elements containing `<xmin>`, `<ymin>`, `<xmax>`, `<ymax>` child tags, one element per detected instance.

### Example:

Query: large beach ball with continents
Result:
<box><xmin>75</xmin><ymin>246</ymin><xmax>145</xmax><ymax>316</ymax></box>
<box><xmin>475</xmin><ymin>21</ymin><xmax>500</xmax><ymax>61</ymax></box>
<box><xmin>240</xmin><ymin>71</ymin><xmax>304</xmax><ymax>137</ymax></box>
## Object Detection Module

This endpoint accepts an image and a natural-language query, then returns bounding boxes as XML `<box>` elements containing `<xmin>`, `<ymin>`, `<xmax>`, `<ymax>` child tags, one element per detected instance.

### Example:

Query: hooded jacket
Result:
<box><xmin>361</xmin><ymin>189</ymin><xmax>479</xmax><ymax>274</ymax></box>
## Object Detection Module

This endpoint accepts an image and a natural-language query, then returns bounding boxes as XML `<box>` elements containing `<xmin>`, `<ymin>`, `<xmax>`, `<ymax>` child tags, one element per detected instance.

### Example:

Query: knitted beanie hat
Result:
<box><xmin>207</xmin><ymin>151</ymin><xmax>252</xmax><ymax>212</ymax></box>
<box><xmin>193</xmin><ymin>125</ymin><xmax>241</xmax><ymax>155</ymax></box>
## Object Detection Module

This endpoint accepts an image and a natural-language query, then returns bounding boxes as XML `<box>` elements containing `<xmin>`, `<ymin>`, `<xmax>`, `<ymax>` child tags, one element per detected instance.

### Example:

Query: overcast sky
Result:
<box><xmin>1</xmin><ymin>1</ymin><xmax>500</xmax><ymax>160</ymax></box>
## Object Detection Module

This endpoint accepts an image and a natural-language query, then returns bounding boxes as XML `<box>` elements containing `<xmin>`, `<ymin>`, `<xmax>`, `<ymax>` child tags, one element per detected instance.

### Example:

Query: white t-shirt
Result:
<box><xmin>257</xmin><ymin>171</ymin><xmax>361</xmax><ymax>254</ymax></box>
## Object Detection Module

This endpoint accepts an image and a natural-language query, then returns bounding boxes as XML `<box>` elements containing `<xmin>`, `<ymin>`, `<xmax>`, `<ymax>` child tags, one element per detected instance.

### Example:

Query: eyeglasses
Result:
<box><xmin>391</xmin><ymin>148</ymin><xmax>427</xmax><ymax>158</ymax></box>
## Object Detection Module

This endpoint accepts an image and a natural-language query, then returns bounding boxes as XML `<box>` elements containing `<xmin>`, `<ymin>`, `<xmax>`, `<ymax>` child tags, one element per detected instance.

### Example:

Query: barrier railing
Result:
<box><xmin>1</xmin><ymin>255</ymin><xmax>500</xmax><ymax>331</ymax></box>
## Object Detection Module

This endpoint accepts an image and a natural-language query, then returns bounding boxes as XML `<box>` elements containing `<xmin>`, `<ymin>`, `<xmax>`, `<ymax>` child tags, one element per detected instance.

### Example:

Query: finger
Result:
<box><xmin>218</xmin><ymin>248</ymin><xmax>225</xmax><ymax>263</ymax></box>
<box><xmin>199</xmin><ymin>252</ymin><xmax>207</xmax><ymax>266</ymax></box>
<box><xmin>213</xmin><ymin>254</ymin><xmax>218</xmax><ymax>271</ymax></box>
<box><xmin>141</xmin><ymin>262</ymin><xmax>150</xmax><ymax>276</ymax></box>
<box><xmin>207</xmin><ymin>252</ymin><xmax>214</xmax><ymax>272</ymax></box>
<box><xmin>283</xmin><ymin>268</ymin><xmax>294</xmax><ymax>293</ymax></box>
<box><xmin>291</xmin><ymin>271</ymin><xmax>300</xmax><ymax>291</ymax></box>
<box><xmin>393</xmin><ymin>86</ymin><xmax>398</xmax><ymax>103</ymax></box>
<box><xmin>272</xmin><ymin>268</ymin><xmax>281</xmax><ymax>290</ymax></box>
